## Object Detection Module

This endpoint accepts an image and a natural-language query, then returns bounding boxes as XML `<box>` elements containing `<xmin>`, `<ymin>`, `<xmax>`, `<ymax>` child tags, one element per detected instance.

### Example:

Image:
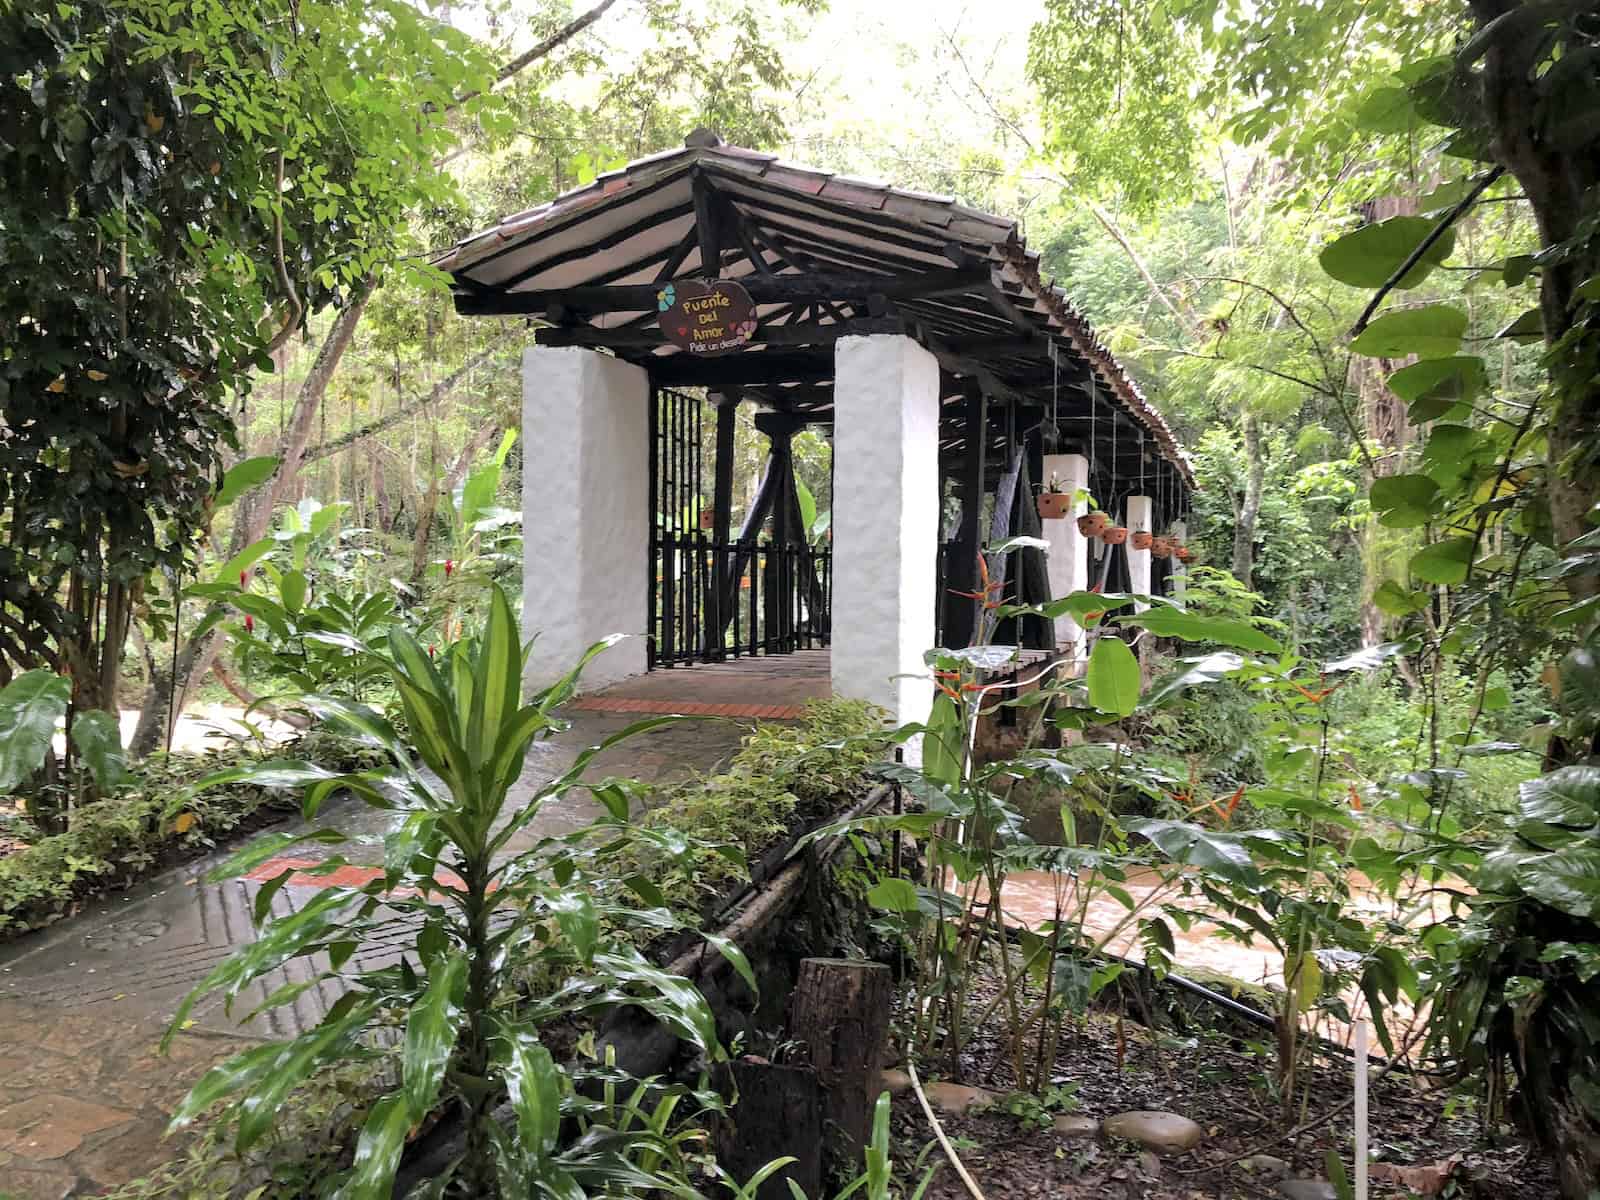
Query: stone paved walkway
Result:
<box><xmin>0</xmin><ymin>704</ymin><xmax>758</xmax><ymax>1198</ymax></box>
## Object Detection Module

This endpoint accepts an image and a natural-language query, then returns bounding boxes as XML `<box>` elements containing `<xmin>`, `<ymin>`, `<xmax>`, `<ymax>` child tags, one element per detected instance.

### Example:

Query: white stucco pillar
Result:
<box><xmin>832</xmin><ymin>335</ymin><xmax>940</xmax><ymax>729</ymax></box>
<box><xmin>1042</xmin><ymin>452</ymin><xmax>1091</xmax><ymax>654</ymax></box>
<box><xmin>521</xmin><ymin>346</ymin><xmax>649</xmax><ymax>694</ymax></box>
<box><xmin>1170</xmin><ymin>518</ymin><xmax>1188</xmax><ymax>600</ymax></box>
<box><xmin>1127</xmin><ymin>494</ymin><xmax>1153</xmax><ymax>611</ymax></box>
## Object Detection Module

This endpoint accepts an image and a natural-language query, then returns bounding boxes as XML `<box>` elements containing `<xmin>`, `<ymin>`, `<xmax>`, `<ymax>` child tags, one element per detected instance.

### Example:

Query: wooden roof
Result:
<box><xmin>438</xmin><ymin>131</ymin><xmax>1193</xmax><ymax>489</ymax></box>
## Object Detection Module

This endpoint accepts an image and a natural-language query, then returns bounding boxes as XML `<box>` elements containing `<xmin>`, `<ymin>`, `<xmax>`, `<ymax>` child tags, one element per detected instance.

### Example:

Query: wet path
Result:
<box><xmin>0</xmin><ymin>711</ymin><xmax>747</xmax><ymax>1198</ymax></box>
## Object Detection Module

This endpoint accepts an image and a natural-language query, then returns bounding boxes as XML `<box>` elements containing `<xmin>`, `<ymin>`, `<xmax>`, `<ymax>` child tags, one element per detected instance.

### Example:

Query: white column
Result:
<box><xmin>1042</xmin><ymin>452</ymin><xmax>1090</xmax><ymax>654</ymax></box>
<box><xmin>1170</xmin><ymin>518</ymin><xmax>1188</xmax><ymax>600</ymax></box>
<box><xmin>521</xmin><ymin>346</ymin><xmax>650</xmax><ymax>694</ymax></box>
<box><xmin>832</xmin><ymin>335</ymin><xmax>941</xmax><ymax>729</ymax></box>
<box><xmin>1127</xmin><ymin>494</ymin><xmax>1153</xmax><ymax>611</ymax></box>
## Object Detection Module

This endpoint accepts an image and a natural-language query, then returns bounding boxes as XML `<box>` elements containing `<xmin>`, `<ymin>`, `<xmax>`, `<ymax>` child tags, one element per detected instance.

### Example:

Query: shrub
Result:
<box><xmin>0</xmin><ymin>729</ymin><xmax>378</xmax><ymax>937</ymax></box>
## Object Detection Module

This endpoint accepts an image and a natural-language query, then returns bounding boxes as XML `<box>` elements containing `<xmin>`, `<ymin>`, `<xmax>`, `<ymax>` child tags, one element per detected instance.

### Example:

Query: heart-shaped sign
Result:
<box><xmin>656</xmin><ymin>278</ymin><xmax>758</xmax><ymax>356</ymax></box>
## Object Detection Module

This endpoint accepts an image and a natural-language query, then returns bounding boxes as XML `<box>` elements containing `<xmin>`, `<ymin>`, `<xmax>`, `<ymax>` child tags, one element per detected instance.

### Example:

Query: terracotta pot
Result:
<box><xmin>699</xmin><ymin>509</ymin><xmax>715</xmax><ymax>530</ymax></box>
<box><xmin>1037</xmin><ymin>492</ymin><xmax>1073</xmax><ymax>520</ymax></box>
<box><xmin>1077</xmin><ymin>511</ymin><xmax>1110</xmax><ymax>537</ymax></box>
<box><xmin>1101</xmin><ymin>525</ymin><xmax>1129</xmax><ymax>546</ymax></box>
<box><xmin>1176</xmin><ymin>545</ymin><xmax>1196</xmax><ymax>564</ymax></box>
<box><xmin>1151</xmin><ymin>535</ymin><xmax>1174</xmax><ymax>559</ymax></box>
<box><xmin>1130</xmin><ymin>530</ymin><xmax>1153</xmax><ymax>551</ymax></box>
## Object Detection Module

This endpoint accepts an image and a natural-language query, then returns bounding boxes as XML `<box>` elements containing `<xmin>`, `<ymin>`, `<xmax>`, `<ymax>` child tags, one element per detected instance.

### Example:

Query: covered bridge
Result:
<box><xmin>437</xmin><ymin>131</ymin><xmax>1193</xmax><ymax>726</ymax></box>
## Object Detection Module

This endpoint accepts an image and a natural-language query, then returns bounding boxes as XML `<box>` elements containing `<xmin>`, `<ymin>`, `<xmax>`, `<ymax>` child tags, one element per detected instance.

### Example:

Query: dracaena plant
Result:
<box><xmin>162</xmin><ymin>585</ymin><xmax>742</xmax><ymax>1199</ymax></box>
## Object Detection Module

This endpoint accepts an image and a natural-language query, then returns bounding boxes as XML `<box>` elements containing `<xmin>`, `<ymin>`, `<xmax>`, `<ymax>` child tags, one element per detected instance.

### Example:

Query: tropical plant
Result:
<box><xmin>1431</xmin><ymin>757</ymin><xmax>1600</xmax><ymax>1197</ymax></box>
<box><xmin>163</xmin><ymin>586</ymin><xmax>744</xmax><ymax>1198</ymax></box>
<box><xmin>0</xmin><ymin>669</ymin><xmax>127</xmax><ymax>833</ymax></box>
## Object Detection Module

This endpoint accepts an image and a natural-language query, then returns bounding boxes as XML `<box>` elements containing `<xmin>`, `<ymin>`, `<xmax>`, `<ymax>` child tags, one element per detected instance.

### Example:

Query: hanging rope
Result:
<box><xmin>166</xmin><ymin>564</ymin><xmax>180</xmax><ymax>754</ymax></box>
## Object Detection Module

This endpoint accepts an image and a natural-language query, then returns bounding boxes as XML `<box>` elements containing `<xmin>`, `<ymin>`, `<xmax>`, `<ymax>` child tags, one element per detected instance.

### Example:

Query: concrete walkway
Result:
<box><xmin>0</xmin><ymin>706</ymin><xmax>753</xmax><ymax>1198</ymax></box>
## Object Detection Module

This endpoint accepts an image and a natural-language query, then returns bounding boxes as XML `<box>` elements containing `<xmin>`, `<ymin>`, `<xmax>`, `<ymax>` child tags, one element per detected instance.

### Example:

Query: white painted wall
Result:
<box><xmin>521</xmin><ymin>347</ymin><xmax>650</xmax><ymax>694</ymax></box>
<box><xmin>1042</xmin><ymin>452</ymin><xmax>1091</xmax><ymax>654</ymax></box>
<box><xmin>1126</xmin><ymin>494</ymin><xmax>1153</xmax><ymax>611</ymax></box>
<box><xmin>831</xmin><ymin>335</ymin><xmax>941</xmax><ymax>729</ymax></box>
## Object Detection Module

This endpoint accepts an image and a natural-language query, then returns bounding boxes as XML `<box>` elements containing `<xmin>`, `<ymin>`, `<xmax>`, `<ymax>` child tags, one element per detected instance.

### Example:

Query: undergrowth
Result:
<box><xmin>0</xmin><ymin>729</ymin><xmax>380</xmax><ymax>938</ymax></box>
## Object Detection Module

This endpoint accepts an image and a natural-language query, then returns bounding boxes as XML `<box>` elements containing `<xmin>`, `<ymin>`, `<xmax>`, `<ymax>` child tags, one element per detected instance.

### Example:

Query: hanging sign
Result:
<box><xmin>657</xmin><ymin>279</ymin><xmax>758</xmax><ymax>355</ymax></box>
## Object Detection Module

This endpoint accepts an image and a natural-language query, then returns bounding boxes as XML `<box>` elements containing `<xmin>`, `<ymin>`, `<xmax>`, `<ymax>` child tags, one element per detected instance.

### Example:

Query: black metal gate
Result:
<box><xmin>648</xmin><ymin>386</ymin><xmax>831</xmax><ymax>668</ymax></box>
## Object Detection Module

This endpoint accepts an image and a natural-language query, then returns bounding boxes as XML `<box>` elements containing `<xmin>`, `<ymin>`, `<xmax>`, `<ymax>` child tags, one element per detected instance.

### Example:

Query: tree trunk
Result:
<box><xmin>1231</xmin><ymin>411</ymin><xmax>1264</xmax><ymax>589</ymax></box>
<box><xmin>409</xmin><ymin>421</ymin><xmax>502</xmax><ymax>584</ymax></box>
<box><xmin>129</xmin><ymin>287</ymin><xmax>373</xmax><ymax>758</ymax></box>
<box><xmin>712</xmin><ymin>1060</ymin><xmax>823</xmax><ymax>1200</ymax></box>
<box><xmin>787</xmin><ymin>958</ymin><xmax>893</xmax><ymax>1170</ymax></box>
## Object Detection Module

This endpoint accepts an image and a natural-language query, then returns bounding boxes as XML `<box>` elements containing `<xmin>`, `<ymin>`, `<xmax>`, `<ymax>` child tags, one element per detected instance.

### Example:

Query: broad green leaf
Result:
<box><xmin>0</xmin><ymin>670</ymin><xmax>69</xmax><ymax>793</ymax></box>
<box><xmin>236</xmin><ymin>1001</ymin><xmax>376</xmax><ymax>1152</ymax></box>
<box><xmin>1495</xmin><ymin>307</ymin><xmax>1543</xmax><ymax>344</ymax></box>
<box><xmin>215</xmin><ymin>456</ymin><xmax>279</xmax><ymax>508</ymax></box>
<box><xmin>1387</xmin><ymin>356</ymin><xmax>1487</xmax><ymax>423</ymax></box>
<box><xmin>1409</xmin><ymin>537</ymin><xmax>1476</xmax><ymax>585</ymax></box>
<box><xmin>1320</xmin><ymin>216</ymin><xmax>1456</xmax><ymax>289</ymax></box>
<box><xmin>1350</xmin><ymin>305</ymin><xmax>1467</xmax><ymax>360</ymax></box>
<box><xmin>1372</xmin><ymin>580</ymin><xmax>1428</xmax><ymax>617</ymax></box>
<box><xmin>1122</xmin><ymin>609</ymin><xmax>1282</xmax><ymax>653</ymax></box>
<box><xmin>1519</xmin><ymin>765</ymin><xmax>1600</xmax><ymax>828</ymax></box>
<box><xmin>200</xmin><ymin>827</ymin><xmax>348</xmax><ymax>882</ymax></box>
<box><xmin>279</xmin><ymin>569</ymin><xmax>308</xmax><ymax>615</ymax></box>
<box><xmin>1369</xmin><ymin>473</ymin><xmax>1440</xmax><ymax>528</ymax></box>
<box><xmin>867</xmin><ymin>877</ymin><xmax>920</xmax><ymax>913</ymax></box>
<box><xmin>1087</xmin><ymin>636</ymin><xmax>1139</xmax><ymax>717</ymax></box>
<box><xmin>214</xmin><ymin>537</ymin><xmax>274</xmax><ymax>585</ymax></box>
<box><xmin>795</xmin><ymin>475</ymin><xmax>817</xmax><ymax>536</ymax></box>
<box><xmin>1515</xmin><ymin>847</ymin><xmax>1600</xmax><ymax>919</ymax></box>
<box><xmin>1036</xmin><ymin>591</ymin><xmax>1138</xmax><ymax>624</ymax></box>
<box><xmin>1124</xmin><ymin>818</ymin><xmax>1259</xmax><ymax>886</ymax></box>
<box><xmin>921</xmin><ymin>690</ymin><xmax>964</xmax><ymax>789</ymax></box>
<box><xmin>70</xmin><ymin>710</ymin><xmax>127</xmax><ymax>791</ymax></box>
<box><xmin>548</xmin><ymin>891</ymin><xmax>599</xmax><ymax>964</ymax></box>
<box><xmin>1141</xmin><ymin>652</ymin><xmax>1244</xmax><ymax>707</ymax></box>
<box><xmin>495</xmin><ymin>1021</ymin><xmax>562</xmax><ymax>1157</ymax></box>
<box><xmin>341</xmin><ymin>1093</ymin><xmax>412</xmax><ymax>1200</ymax></box>
<box><xmin>403</xmin><ymin>953</ymin><xmax>466</xmax><ymax>1120</ymax></box>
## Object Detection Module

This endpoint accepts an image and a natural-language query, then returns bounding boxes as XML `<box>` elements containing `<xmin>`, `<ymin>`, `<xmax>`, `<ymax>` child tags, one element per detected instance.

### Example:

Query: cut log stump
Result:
<box><xmin>787</xmin><ymin>957</ymin><xmax>894</xmax><ymax>1168</ymax></box>
<box><xmin>713</xmin><ymin>1059</ymin><xmax>822</xmax><ymax>1200</ymax></box>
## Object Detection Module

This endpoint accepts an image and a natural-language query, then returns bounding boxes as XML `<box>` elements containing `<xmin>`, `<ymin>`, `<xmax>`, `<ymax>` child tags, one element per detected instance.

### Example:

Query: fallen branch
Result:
<box><xmin>907</xmin><ymin>1060</ymin><xmax>987</xmax><ymax>1200</ymax></box>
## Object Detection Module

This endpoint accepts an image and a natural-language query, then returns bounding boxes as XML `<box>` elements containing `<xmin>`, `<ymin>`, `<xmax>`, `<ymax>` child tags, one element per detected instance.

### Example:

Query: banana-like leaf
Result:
<box><xmin>0</xmin><ymin>670</ymin><xmax>69</xmax><ymax>792</ymax></box>
<box><xmin>69</xmin><ymin>709</ymin><xmax>127</xmax><ymax>790</ymax></box>
<box><xmin>494</xmin><ymin>1018</ymin><xmax>562</xmax><ymax>1157</ymax></box>
<box><xmin>1087</xmin><ymin>636</ymin><xmax>1139</xmax><ymax>717</ymax></box>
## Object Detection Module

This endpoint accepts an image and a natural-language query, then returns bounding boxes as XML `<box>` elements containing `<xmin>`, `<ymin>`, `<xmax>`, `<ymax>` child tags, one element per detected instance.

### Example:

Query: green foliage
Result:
<box><xmin>634</xmin><ymin>698</ymin><xmax>887</xmax><ymax>915</ymax></box>
<box><xmin>0</xmin><ymin>0</ymin><xmax>494</xmax><ymax>720</ymax></box>
<box><xmin>0</xmin><ymin>729</ymin><xmax>374</xmax><ymax>937</ymax></box>
<box><xmin>165</xmin><ymin>585</ymin><xmax>731</xmax><ymax>1198</ymax></box>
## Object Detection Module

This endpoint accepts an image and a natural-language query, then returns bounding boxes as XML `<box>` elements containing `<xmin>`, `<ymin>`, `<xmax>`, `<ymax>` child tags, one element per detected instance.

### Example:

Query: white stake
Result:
<box><xmin>1354</xmin><ymin>1020</ymin><xmax>1369</xmax><ymax>1200</ymax></box>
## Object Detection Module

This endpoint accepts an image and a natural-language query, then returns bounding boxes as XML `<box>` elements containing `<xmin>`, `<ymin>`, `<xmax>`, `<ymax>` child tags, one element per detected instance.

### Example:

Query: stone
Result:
<box><xmin>920</xmin><ymin>1081</ymin><xmax>999</xmax><ymax>1115</ymax></box>
<box><xmin>1239</xmin><ymin>1154</ymin><xmax>1291</xmax><ymax>1179</ymax></box>
<box><xmin>1137</xmin><ymin>1149</ymin><xmax>1163</xmax><ymax>1177</ymax></box>
<box><xmin>878</xmin><ymin>1068</ymin><xmax>913</xmax><ymax>1096</ymax></box>
<box><xmin>2</xmin><ymin>1160</ymin><xmax>77</xmax><ymax>1200</ymax></box>
<box><xmin>0</xmin><ymin>1094</ymin><xmax>132</xmax><ymax>1160</ymax></box>
<box><xmin>1101</xmin><ymin>1110</ymin><xmax>1203</xmax><ymax>1155</ymax></box>
<box><xmin>1278</xmin><ymin>1179</ymin><xmax>1339</xmax><ymax>1200</ymax></box>
<box><xmin>1053</xmin><ymin>1113</ymin><xmax>1100</xmax><ymax>1139</ymax></box>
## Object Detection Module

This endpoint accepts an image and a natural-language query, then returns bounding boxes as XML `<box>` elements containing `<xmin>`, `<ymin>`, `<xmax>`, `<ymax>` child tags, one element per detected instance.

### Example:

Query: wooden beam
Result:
<box><xmin>646</xmin><ymin>350</ymin><xmax>834</xmax><ymax>387</ymax></box>
<box><xmin>451</xmin><ymin>265</ymin><xmax>991</xmax><ymax>316</ymax></box>
<box><xmin>943</xmin><ymin>389</ymin><xmax>989</xmax><ymax>648</ymax></box>
<box><xmin>692</xmin><ymin>167</ymin><xmax>724</xmax><ymax>278</ymax></box>
<box><xmin>535</xmin><ymin>317</ymin><xmax>903</xmax><ymax>350</ymax></box>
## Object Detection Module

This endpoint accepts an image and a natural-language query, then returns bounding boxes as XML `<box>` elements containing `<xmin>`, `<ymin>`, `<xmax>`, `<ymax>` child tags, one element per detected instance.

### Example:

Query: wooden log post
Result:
<box><xmin>713</xmin><ymin>1060</ymin><xmax>823</xmax><ymax>1200</ymax></box>
<box><xmin>787</xmin><ymin>958</ymin><xmax>894</xmax><ymax>1170</ymax></box>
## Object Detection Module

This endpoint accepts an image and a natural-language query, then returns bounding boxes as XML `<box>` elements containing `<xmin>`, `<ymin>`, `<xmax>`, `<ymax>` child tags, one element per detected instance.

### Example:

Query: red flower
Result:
<box><xmin>443</xmin><ymin>559</ymin><xmax>454</xmax><ymax>578</ymax></box>
<box><xmin>239</xmin><ymin>571</ymin><xmax>249</xmax><ymax>587</ymax></box>
<box><xmin>428</xmin><ymin>644</ymin><xmax>436</xmax><ymax>659</ymax></box>
<box><xmin>243</xmin><ymin>614</ymin><xmax>254</xmax><ymax>634</ymax></box>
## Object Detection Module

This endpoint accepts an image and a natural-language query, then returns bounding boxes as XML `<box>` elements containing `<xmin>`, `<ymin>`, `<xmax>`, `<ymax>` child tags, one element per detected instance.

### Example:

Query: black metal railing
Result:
<box><xmin>650</xmin><ymin>535</ymin><xmax>832</xmax><ymax>667</ymax></box>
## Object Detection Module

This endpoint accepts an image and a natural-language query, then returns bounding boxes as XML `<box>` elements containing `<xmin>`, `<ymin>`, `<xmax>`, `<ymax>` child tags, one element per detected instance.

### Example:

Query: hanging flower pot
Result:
<box><xmin>1131</xmin><ymin>530</ymin><xmax>1153</xmax><ymax>551</ymax></box>
<box><xmin>699</xmin><ymin>508</ymin><xmax>715</xmax><ymax>530</ymax></box>
<box><xmin>1151</xmin><ymin>535</ymin><xmax>1174</xmax><ymax>559</ymax></box>
<box><xmin>1037</xmin><ymin>491</ymin><xmax>1072</xmax><ymax>520</ymax></box>
<box><xmin>1176</xmin><ymin>545</ymin><xmax>1196</xmax><ymax>564</ymax></box>
<box><xmin>1077</xmin><ymin>510</ymin><xmax>1110</xmax><ymax>538</ymax></box>
<box><xmin>1101</xmin><ymin>524</ymin><xmax>1129</xmax><ymax>546</ymax></box>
